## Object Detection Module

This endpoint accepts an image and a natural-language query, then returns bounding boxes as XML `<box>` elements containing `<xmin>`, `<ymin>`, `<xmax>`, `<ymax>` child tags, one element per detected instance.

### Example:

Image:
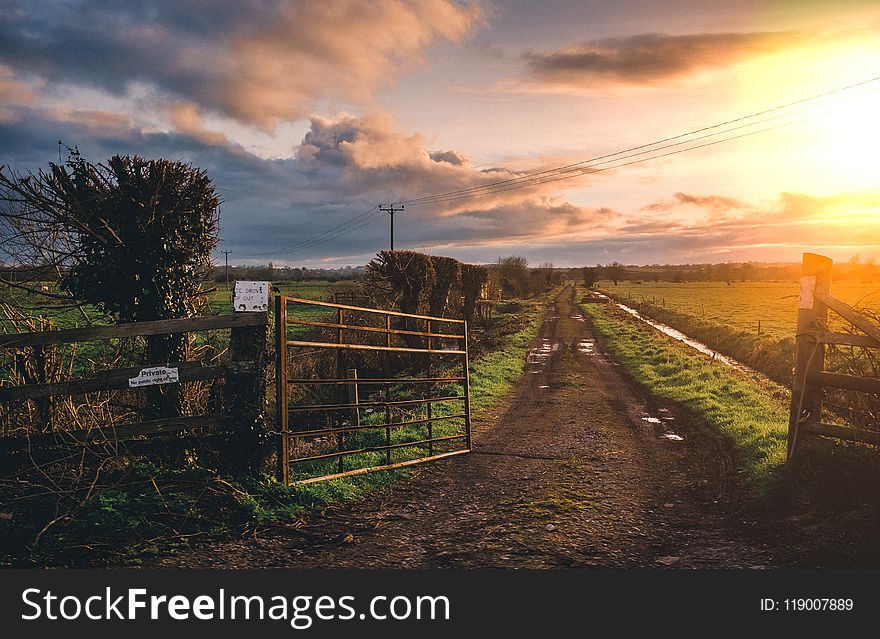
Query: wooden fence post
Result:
<box><xmin>788</xmin><ymin>253</ymin><xmax>833</xmax><ymax>458</ymax></box>
<box><xmin>223</xmin><ymin>310</ymin><xmax>269</xmax><ymax>473</ymax></box>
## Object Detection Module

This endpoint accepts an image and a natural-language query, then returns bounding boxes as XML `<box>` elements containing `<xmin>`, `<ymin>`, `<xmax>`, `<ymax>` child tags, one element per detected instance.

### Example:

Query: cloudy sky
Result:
<box><xmin>2</xmin><ymin>0</ymin><xmax>880</xmax><ymax>267</ymax></box>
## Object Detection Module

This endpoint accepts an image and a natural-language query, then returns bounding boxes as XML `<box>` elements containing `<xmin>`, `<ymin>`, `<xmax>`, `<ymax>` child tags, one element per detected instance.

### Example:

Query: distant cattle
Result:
<box><xmin>40</xmin><ymin>285</ymin><xmax>49</xmax><ymax>293</ymax></box>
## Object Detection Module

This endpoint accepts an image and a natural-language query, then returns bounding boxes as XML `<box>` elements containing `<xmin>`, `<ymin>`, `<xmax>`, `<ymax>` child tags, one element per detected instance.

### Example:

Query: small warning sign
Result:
<box><xmin>129</xmin><ymin>366</ymin><xmax>180</xmax><ymax>388</ymax></box>
<box><xmin>233</xmin><ymin>281</ymin><xmax>269</xmax><ymax>312</ymax></box>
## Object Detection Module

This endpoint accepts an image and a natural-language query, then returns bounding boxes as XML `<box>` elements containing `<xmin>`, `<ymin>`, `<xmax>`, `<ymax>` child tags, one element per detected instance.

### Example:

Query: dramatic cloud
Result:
<box><xmin>0</xmin><ymin>103</ymin><xmax>610</xmax><ymax>264</ymax></box>
<box><xmin>168</xmin><ymin>103</ymin><xmax>231</xmax><ymax>147</ymax></box>
<box><xmin>290</xmin><ymin>111</ymin><xmax>611</xmax><ymax>246</ymax></box>
<box><xmin>429</xmin><ymin>150</ymin><xmax>468</xmax><ymax>166</ymax></box>
<box><xmin>295</xmin><ymin>112</ymin><xmax>584</xmax><ymax>198</ymax></box>
<box><xmin>0</xmin><ymin>65</ymin><xmax>36</xmax><ymax>122</ymax></box>
<box><xmin>525</xmin><ymin>30</ymin><xmax>811</xmax><ymax>87</ymax></box>
<box><xmin>0</xmin><ymin>0</ymin><xmax>481</xmax><ymax>129</ymax></box>
<box><xmin>643</xmin><ymin>192</ymin><xmax>749</xmax><ymax>213</ymax></box>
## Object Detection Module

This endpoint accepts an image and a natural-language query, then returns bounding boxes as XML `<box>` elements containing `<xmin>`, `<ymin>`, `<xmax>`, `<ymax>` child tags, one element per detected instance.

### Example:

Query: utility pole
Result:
<box><xmin>379</xmin><ymin>204</ymin><xmax>404</xmax><ymax>251</ymax></box>
<box><xmin>222</xmin><ymin>250</ymin><xmax>231</xmax><ymax>290</ymax></box>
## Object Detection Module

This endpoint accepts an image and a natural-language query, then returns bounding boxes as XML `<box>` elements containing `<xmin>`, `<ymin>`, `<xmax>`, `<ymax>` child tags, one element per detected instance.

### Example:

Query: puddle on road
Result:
<box><xmin>527</xmin><ymin>338</ymin><xmax>560</xmax><ymax>375</ymax></box>
<box><xmin>577</xmin><ymin>339</ymin><xmax>595</xmax><ymax>355</ymax></box>
<box><xmin>642</xmin><ymin>412</ymin><xmax>684</xmax><ymax>442</ymax></box>
<box><xmin>570</xmin><ymin>314</ymin><xmax>585</xmax><ymax>322</ymax></box>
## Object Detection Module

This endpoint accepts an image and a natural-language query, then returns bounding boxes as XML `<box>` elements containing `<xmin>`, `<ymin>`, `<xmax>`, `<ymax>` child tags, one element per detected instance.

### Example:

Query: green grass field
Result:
<box><xmin>1</xmin><ymin>280</ymin><xmax>346</xmax><ymax>331</ymax></box>
<box><xmin>595</xmin><ymin>280</ymin><xmax>880</xmax><ymax>385</ymax></box>
<box><xmin>601</xmin><ymin>280</ymin><xmax>880</xmax><ymax>341</ymax></box>
<box><xmin>206</xmin><ymin>280</ymin><xmax>343</xmax><ymax>315</ymax></box>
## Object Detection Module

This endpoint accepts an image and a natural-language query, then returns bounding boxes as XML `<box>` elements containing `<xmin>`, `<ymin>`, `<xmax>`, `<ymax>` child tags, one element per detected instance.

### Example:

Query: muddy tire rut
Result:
<box><xmin>159</xmin><ymin>286</ymin><xmax>779</xmax><ymax>568</ymax></box>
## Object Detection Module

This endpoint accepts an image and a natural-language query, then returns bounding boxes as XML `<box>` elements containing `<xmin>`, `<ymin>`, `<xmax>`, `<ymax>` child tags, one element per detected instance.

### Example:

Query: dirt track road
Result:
<box><xmin>160</xmin><ymin>286</ymin><xmax>778</xmax><ymax>568</ymax></box>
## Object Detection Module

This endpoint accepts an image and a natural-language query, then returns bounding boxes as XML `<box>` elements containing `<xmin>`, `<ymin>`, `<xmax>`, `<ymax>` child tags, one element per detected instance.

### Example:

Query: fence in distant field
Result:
<box><xmin>788</xmin><ymin>253</ymin><xmax>880</xmax><ymax>456</ymax></box>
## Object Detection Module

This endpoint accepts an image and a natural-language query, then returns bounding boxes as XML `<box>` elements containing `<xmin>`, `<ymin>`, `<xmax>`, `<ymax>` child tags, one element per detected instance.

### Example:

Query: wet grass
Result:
<box><xmin>600</xmin><ymin>291</ymin><xmax>795</xmax><ymax>385</ymax></box>
<box><xmin>602</xmin><ymin>292</ymin><xmax>796</xmax><ymax>385</ymax></box>
<box><xmin>599</xmin><ymin>280</ymin><xmax>880</xmax><ymax>386</ymax></box>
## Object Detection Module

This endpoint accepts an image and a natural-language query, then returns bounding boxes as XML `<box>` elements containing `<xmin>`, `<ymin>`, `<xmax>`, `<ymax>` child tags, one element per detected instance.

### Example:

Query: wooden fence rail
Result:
<box><xmin>0</xmin><ymin>312</ymin><xmax>265</xmax><ymax>348</ymax></box>
<box><xmin>0</xmin><ymin>312</ymin><xmax>268</xmax><ymax>458</ymax></box>
<box><xmin>788</xmin><ymin>253</ymin><xmax>880</xmax><ymax>456</ymax></box>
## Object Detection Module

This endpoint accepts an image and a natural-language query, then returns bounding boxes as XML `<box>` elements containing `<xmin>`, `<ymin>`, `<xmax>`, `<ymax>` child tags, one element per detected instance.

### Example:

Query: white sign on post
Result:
<box><xmin>798</xmin><ymin>275</ymin><xmax>817</xmax><ymax>310</ymax></box>
<box><xmin>128</xmin><ymin>366</ymin><xmax>180</xmax><ymax>388</ymax></box>
<box><xmin>233</xmin><ymin>281</ymin><xmax>269</xmax><ymax>312</ymax></box>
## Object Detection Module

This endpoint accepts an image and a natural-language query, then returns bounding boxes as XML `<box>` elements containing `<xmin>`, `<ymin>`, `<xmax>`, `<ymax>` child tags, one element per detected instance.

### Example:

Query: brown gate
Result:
<box><xmin>275</xmin><ymin>296</ymin><xmax>471</xmax><ymax>485</ymax></box>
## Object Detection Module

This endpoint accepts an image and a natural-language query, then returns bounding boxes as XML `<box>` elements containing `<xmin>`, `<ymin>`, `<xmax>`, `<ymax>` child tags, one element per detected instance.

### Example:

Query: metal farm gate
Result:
<box><xmin>274</xmin><ymin>296</ymin><xmax>472</xmax><ymax>485</ymax></box>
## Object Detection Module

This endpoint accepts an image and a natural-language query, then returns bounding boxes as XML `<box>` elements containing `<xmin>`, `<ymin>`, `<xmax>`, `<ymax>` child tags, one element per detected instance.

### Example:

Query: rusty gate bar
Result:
<box><xmin>285</xmin><ymin>318</ymin><xmax>463</xmax><ymax>339</ymax></box>
<box><xmin>291</xmin><ymin>434</ymin><xmax>468</xmax><ymax>465</ymax></box>
<box><xmin>286</xmin><ymin>396</ymin><xmax>465</xmax><ymax>413</ymax></box>
<box><xmin>384</xmin><ymin>314</ymin><xmax>392</xmax><ymax>465</ymax></box>
<box><xmin>286</xmin><ymin>376</ymin><xmax>465</xmax><ymax>384</ymax></box>
<box><xmin>276</xmin><ymin>295</ymin><xmax>470</xmax><ymax>322</ymax></box>
<box><xmin>286</xmin><ymin>341</ymin><xmax>465</xmax><ymax>354</ymax></box>
<box><xmin>293</xmin><ymin>414</ymin><xmax>467</xmax><ymax>438</ymax></box>
<box><xmin>336</xmin><ymin>307</ymin><xmax>344</xmax><ymax>473</ymax></box>
<box><xmin>427</xmin><ymin>319</ymin><xmax>433</xmax><ymax>455</ymax></box>
<box><xmin>275</xmin><ymin>295</ymin><xmax>471</xmax><ymax>485</ymax></box>
<box><xmin>275</xmin><ymin>294</ymin><xmax>289</xmax><ymax>485</ymax></box>
<box><xmin>463</xmin><ymin>319</ymin><xmax>472</xmax><ymax>450</ymax></box>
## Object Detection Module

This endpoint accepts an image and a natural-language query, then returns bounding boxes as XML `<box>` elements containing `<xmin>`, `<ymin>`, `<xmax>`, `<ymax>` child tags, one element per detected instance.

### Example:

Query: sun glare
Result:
<box><xmin>735</xmin><ymin>39</ymin><xmax>880</xmax><ymax>196</ymax></box>
<box><xmin>808</xmin><ymin>86</ymin><xmax>880</xmax><ymax>188</ymax></box>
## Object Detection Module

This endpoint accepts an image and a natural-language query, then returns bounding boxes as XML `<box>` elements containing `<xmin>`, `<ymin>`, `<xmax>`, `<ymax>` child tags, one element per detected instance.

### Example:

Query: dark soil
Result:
<box><xmin>158</xmin><ymin>286</ymin><xmax>780</xmax><ymax>568</ymax></box>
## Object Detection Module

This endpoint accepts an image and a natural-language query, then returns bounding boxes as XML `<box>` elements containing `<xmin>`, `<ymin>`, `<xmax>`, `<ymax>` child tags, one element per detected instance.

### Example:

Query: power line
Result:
<box><xmin>401</xmin><ymin>99</ymin><xmax>861</xmax><ymax>207</ymax></box>
<box><xmin>241</xmin><ymin>73</ymin><xmax>880</xmax><ymax>258</ymax></box>
<box><xmin>399</xmin><ymin>76</ymin><xmax>880</xmax><ymax>207</ymax></box>
<box><xmin>414</xmin><ymin>111</ymin><xmax>828</xmax><ymax>207</ymax></box>
<box><xmin>237</xmin><ymin>205</ymin><xmax>381</xmax><ymax>258</ymax></box>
